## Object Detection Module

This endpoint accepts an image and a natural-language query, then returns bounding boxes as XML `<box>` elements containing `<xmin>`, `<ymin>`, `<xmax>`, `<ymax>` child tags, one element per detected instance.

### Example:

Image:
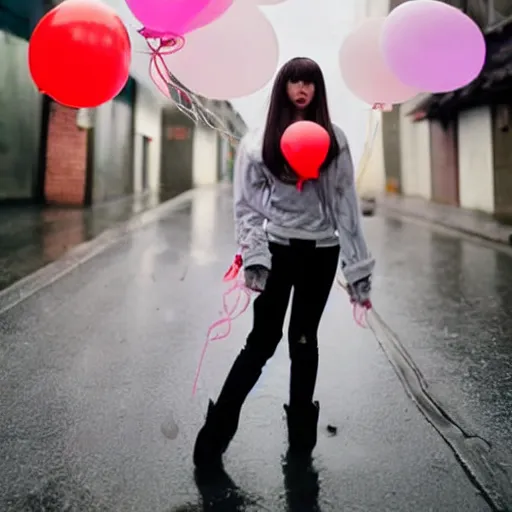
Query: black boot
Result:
<box><xmin>193</xmin><ymin>400</ymin><xmax>241</xmax><ymax>468</ymax></box>
<box><xmin>283</xmin><ymin>401</ymin><xmax>320</xmax><ymax>455</ymax></box>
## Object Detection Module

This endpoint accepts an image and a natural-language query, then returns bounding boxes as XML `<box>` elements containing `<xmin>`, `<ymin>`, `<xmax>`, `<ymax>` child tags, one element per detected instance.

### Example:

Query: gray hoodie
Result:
<box><xmin>233</xmin><ymin>124</ymin><xmax>375</xmax><ymax>285</ymax></box>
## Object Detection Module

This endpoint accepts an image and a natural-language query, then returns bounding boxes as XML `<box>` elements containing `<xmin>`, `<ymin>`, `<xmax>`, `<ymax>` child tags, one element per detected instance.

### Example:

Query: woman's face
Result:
<box><xmin>286</xmin><ymin>79</ymin><xmax>315</xmax><ymax>110</ymax></box>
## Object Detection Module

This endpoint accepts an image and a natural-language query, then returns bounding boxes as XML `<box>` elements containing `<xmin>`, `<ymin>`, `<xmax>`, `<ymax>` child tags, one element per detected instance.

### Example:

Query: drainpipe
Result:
<box><xmin>487</xmin><ymin>0</ymin><xmax>496</xmax><ymax>26</ymax></box>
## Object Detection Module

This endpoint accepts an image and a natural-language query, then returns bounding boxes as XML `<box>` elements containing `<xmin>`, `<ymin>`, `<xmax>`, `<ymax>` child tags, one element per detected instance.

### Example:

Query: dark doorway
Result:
<box><xmin>382</xmin><ymin>108</ymin><xmax>402</xmax><ymax>194</ymax></box>
<box><xmin>492</xmin><ymin>104</ymin><xmax>512</xmax><ymax>223</ymax></box>
<box><xmin>141</xmin><ymin>136</ymin><xmax>150</xmax><ymax>191</ymax></box>
<box><xmin>160</xmin><ymin>108</ymin><xmax>194</xmax><ymax>200</ymax></box>
<box><xmin>430</xmin><ymin>120</ymin><xmax>459</xmax><ymax>206</ymax></box>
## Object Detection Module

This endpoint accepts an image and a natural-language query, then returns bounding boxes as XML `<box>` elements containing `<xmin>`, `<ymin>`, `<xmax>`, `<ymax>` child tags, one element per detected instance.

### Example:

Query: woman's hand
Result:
<box><xmin>244</xmin><ymin>265</ymin><xmax>269</xmax><ymax>292</ymax></box>
<box><xmin>347</xmin><ymin>275</ymin><xmax>372</xmax><ymax>308</ymax></box>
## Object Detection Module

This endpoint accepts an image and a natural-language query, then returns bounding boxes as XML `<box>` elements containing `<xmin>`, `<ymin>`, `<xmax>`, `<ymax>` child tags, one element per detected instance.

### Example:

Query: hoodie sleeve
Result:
<box><xmin>331</xmin><ymin>128</ymin><xmax>375</xmax><ymax>284</ymax></box>
<box><xmin>233</xmin><ymin>138</ymin><xmax>272</xmax><ymax>270</ymax></box>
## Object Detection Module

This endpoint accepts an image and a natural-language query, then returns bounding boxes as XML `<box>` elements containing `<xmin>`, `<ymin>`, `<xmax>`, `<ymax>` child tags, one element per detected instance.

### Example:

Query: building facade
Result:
<box><xmin>0</xmin><ymin>0</ymin><xmax>246</xmax><ymax>208</ymax></box>
<box><xmin>0</xmin><ymin>0</ymin><xmax>49</xmax><ymax>202</ymax></box>
<box><xmin>360</xmin><ymin>0</ymin><xmax>512</xmax><ymax>224</ymax></box>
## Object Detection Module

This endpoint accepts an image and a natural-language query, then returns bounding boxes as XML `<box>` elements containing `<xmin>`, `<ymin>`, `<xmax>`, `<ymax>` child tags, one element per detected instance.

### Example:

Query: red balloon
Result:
<box><xmin>29</xmin><ymin>0</ymin><xmax>131</xmax><ymax>108</ymax></box>
<box><xmin>280</xmin><ymin>121</ymin><xmax>331</xmax><ymax>189</ymax></box>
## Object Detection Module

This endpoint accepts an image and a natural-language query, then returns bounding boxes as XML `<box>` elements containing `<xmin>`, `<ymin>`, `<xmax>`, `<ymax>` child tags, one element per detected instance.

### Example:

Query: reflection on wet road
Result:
<box><xmin>0</xmin><ymin>187</ymin><xmax>511</xmax><ymax>511</ymax></box>
<box><xmin>0</xmin><ymin>191</ymin><xmax>173</xmax><ymax>292</ymax></box>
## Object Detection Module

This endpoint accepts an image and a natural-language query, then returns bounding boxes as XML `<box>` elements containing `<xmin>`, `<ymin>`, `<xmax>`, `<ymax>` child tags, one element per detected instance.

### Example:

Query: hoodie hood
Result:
<box><xmin>240</xmin><ymin>128</ymin><xmax>265</xmax><ymax>164</ymax></box>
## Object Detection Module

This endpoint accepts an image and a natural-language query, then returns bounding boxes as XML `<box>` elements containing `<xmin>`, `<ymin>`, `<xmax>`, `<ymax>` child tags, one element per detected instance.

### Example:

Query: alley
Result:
<box><xmin>1</xmin><ymin>186</ymin><xmax>512</xmax><ymax>511</ymax></box>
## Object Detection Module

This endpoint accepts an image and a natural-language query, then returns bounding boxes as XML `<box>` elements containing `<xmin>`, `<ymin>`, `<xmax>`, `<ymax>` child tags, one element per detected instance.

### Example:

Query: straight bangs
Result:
<box><xmin>285</xmin><ymin>58</ymin><xmax>323</xmax><ymax>86</ymax></box>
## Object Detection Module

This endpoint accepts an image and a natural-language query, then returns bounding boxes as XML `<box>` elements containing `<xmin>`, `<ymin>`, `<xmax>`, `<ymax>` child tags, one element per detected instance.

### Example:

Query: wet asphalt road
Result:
<box><xmin>1</xmin><ymin>187</ymin><xmax>512</xmax><ymax>511</ymax></box>
<box><xmin>0</xmin><ymin>191</ymin><xmax>173</xmax><ymax>292</ymax></box>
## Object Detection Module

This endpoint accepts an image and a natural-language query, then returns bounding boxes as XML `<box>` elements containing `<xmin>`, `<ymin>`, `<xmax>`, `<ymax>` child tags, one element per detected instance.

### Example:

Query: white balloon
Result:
<box><xmin>164</xmin><ymin>0</ymin><xmax>279</xmax><ymax>99</ymax></box>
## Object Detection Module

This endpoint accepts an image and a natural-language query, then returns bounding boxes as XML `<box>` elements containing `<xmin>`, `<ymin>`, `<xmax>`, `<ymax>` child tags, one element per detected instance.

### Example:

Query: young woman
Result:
<box><xmin>193</xmin><ymin>57</ymin><xmax>375</xmax><ymax>468</ymax></box>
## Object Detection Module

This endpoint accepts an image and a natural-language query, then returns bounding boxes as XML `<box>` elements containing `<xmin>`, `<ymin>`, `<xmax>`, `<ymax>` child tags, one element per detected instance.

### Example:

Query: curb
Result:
<box><xmin>378</xmin><ymin>200</ymin><xmax>512</xmax><ymax>247</ymax></box>
<box><xmin>0</xmin><ymin>189</ymin><xmax>196</xmax><ymax>317</ymax></box>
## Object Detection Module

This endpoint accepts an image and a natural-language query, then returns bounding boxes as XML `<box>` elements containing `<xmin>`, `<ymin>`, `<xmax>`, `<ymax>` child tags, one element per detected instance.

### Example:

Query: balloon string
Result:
<box><xmin>168</xmin><ymin>68</ymin><xmax>240</xmax><ymax>145</ymax></box>
<box><xmin>353</xmin><ymin>303</ymin><xmax>368</xmax><ymax>328</ymax></box>
<box><xmin>143</xmin><ymin>33</ymin><xmax>191</xmax><ymax>104</ymax></box>
<box><xmin>336</xmin><ymin>275</ymin><xmax>371</xmax><ymax>328</ymax></box>
<box><xmin>139</xmin><ymin>29</ymin><xmax>240</xmax><ymax>146</ymax></box>
<box><xmin>192</xmin><ymin>254</ymin><xmax>251</xmax><ymax>396</ymax></box>
<box><xmin>356</xmin><ymin>111</ymin><xmax>380</xmax><ymax>190</ymax></box>
<box><xmin>193</xmin><ymin>265</ymin><xmax>372</xmax><ymax>395</ymax></box>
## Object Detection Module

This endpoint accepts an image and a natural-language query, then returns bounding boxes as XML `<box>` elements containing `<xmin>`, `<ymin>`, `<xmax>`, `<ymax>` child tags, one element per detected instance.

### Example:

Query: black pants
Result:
<box><xmin>215</xmin><ymin>240</ymin><xmax>340</xmax><ymax>412</ymax></box>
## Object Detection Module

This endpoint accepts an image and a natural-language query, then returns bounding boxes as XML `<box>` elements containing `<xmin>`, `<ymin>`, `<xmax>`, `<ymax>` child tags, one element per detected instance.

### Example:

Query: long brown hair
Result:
<box><xmin>262</xmin><ymin>57</ymin><xmax>340</xmax><ymax>179</ymax></box>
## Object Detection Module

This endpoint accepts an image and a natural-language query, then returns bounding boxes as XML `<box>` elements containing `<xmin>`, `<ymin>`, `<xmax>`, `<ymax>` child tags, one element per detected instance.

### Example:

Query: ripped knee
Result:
<box><xmin>288</xmin><ymin>332</ymin><xmax>318</xmax><ymax>359</ymax></box>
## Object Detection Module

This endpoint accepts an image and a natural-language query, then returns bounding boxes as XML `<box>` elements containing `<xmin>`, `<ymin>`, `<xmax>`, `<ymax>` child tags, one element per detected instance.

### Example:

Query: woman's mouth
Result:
<box><xmin>295</xmin><ymin>97</ymin><xmax>307</xmax><ymax>105</ymax></box>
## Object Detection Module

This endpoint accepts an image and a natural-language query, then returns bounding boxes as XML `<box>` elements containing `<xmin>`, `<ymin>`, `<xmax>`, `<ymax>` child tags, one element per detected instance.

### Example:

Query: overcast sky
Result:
<box><xmin>231</xmin><ymin>0</ymin><xmax>368</xmax><ymax>163</ymax></box>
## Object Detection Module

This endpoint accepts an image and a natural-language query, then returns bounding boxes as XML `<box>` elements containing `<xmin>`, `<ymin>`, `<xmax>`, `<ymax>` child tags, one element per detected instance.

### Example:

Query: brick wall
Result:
<box><xmin>45</xmin><ymin>102</ymin><xmax>88</xmax><ymax>206</ymax></box>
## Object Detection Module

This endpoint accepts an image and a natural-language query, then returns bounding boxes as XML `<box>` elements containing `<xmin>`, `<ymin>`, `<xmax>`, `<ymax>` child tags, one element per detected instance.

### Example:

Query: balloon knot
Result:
<box><xmin>161</xmin><ymin>36</ymin><xmax>182</xmax><ymax>48</ymax></box>
<box><xmin>372</xmin><ymin>102</ymin><xmax>393</xmax><ymax>112</ymax></box>
<box><xmin>139</xmin><ymin>27</ymin><xmax>185</xmax><ymax>55</ymax></box>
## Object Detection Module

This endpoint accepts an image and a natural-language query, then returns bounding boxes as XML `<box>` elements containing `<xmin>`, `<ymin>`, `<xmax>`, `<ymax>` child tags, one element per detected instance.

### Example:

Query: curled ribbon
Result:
<box><xmin>336</xmin><ymin>275</ymin><xmax>372</xmax><ymax>328</ymax></box>
<box><xmin>192</xmin><ymin>254</ymin><xmax>252</xmax><ymax>396</ymax></box>
<box><xmin>140</xmin><ymin>29</ymin><xmax>189</xmax><ymax>102</ymax></box>
<box><xmin>352</xmin><ymin>302</ymin><xmax>370</xmax><ymax>328</ymax></box>
<box><xmin>138</xmin><ymin>27</ymin><xmax>240</xmax><ymax>146</ymax></box>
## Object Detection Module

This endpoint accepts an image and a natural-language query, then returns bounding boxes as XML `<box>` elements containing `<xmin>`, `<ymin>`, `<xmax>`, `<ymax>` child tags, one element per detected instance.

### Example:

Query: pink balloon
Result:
<box><xmin>381</xmin><ymin>0</ymin><xmax>486</xmax><ymax>93</ymax></box>
<box><xmin>165</xmin><ymin>0</ymin><xmax>279</xmax><ymax>99</ymax></box>
<box><xmin>184</xmin><ymin>0</ymin><xmax>233</xmax><ymax>34</ymax></box>
<box><xmin>339</xmin><ymin>18</ymin><xmax>418</xmax><ymax>106</ymax></box>
<box><xmin>124</xmin><ymin>0</ymin><xmax>210</xmax><ymax>34</ymax></box>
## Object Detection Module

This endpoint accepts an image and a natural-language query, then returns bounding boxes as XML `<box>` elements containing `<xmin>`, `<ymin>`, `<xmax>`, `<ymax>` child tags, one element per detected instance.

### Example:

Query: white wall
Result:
<box><xmin>218</xmin><ymin>136</ymin><xmax>229</xmax><ymax>182</ymax></box>
<box><xmin>133</xmin><ymin>84</ymin><xmax>162</xmax><ymax>193</ymax></box>
<box><xmin>357</xmin><ymin>111</ymin><xmax>386</xmax><ymax>198</ymax></box>
<box><xmin>365</xmin><ymin>0</ymin><xmax>390</xmax><ymax>17</ymax></box>
<box><xmin>399</xmin><ymin>98</ymin><xmax>432</xmax><ymax>199</ymax></box>
<box><xmin>353</xmin><ymin>0</ymin><xmax>369</xmax><ymax>22</ymax></box>
<box><xmin>192</xmin><ymin>126</ymin><xmax>218</xmax><ymax>187</ymax></box>
<box><xmin>355</xmin><ymin>0</ymin><xmax>392</xmax><ymax>199</ymax></box>
<box><xmin>458</xmin><ymin>107</ymin><xmax>495</xmax><ymax>213</ymax></box>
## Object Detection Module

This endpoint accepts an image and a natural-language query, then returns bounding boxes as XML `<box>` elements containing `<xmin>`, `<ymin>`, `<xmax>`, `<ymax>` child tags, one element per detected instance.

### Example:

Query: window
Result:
<box><xmin>166</xmin><ymin>126</ymin><xmax>191</xmax><ymax>141</ymax></box>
